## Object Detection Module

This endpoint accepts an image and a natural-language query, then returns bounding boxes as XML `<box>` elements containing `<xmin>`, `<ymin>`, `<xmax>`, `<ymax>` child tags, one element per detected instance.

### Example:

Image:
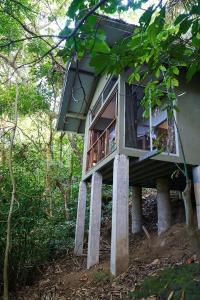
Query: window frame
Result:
<box><xmin>124</xmin><ymin>82</ymin><xmax>179</xmax><ymax>156</ymax></box>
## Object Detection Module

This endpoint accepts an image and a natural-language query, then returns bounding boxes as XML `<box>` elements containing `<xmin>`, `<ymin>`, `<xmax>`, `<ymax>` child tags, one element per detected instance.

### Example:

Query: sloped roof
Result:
<box><xmin>56</xmin><ymin>14</ymin><xmax>135</xmax><ymax>133</ymax></box>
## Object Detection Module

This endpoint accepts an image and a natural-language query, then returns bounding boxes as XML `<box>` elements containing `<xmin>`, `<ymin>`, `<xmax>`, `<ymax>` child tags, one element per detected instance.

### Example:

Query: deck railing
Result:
<box><xmin>86</xmin><ymin>118</ymin><xmax>116</xmax><ymax>171</ymax></box>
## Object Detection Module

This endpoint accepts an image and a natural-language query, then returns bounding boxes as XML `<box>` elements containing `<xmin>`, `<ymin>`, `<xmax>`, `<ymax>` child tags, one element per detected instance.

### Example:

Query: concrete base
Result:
<box><xmin>193</xmin><ymin>166</ymin><xmax>200</xmax><ymax>229</ymax></box>
<box><xmin>156</xmin><ymin>177</ymin><xmax>171</xmax><ymax>235</ymax></box>
<box><xmin>111</xmin><ymin>154</ymin><xmax>129</xmax><ymax>276</ymax></box>
<box><xmin>74</xmin><ymin>181</ymin><xmax>87</xmax><ymax>255</ymax></box>
<box><xmin>131</xmin><ymin>186</ymin><xmax>142</xmax><ymax>234</ymax></box>
<box><xmin>87</xmin><ymin>172</ymin><xmax>102</xmax><ymax>269</ymax></box>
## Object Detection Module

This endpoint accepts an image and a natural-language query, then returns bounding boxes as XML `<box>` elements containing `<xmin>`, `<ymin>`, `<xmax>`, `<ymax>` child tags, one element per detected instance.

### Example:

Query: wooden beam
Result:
<box><xmin>65</xmin><ymin>112</ymin><xmax>86</xmax><ymax>120</ymax></box>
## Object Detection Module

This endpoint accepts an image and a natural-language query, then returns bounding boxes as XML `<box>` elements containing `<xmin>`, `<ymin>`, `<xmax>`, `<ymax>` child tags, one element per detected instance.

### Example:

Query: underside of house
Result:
<box><xmin>57</xmin><ymin>15</ymin><xmax>200</xmax><ymax>275</ymax></box>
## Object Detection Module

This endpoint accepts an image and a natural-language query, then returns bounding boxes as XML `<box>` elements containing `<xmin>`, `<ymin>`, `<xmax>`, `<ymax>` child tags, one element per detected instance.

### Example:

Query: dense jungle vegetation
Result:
<box><xmin>0</xmin><ymin>0</ymin><xmax>200</xmax><ymax>299</ymax></box>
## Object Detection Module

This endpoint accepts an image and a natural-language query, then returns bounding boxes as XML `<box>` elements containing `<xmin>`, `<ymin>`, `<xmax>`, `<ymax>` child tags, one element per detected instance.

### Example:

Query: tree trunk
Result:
<box><xmin>56</xmin><ymin>154</ymin><xmax>74</xmax><ymax>220</ymax></box>
<box><xmin>0</xmin><ymin>117</ymin><xmax>7</xmax><ymax>163</ymax></box>
<box><xmin>45</xmin><ymin>147</ymin><xmax>52</xmax><ymax>217</ymax></box>
<box><xmin>44</xmin><ymin>113</ymin><xmax>54</xmax><ymax>218</ymax></box>
<box><xmin>1</xmin><ymin>130</ymin><xmax>6</xmax><ymax>163</ymax></box>
<box><xmin>3</xmin><ymin>84</ymin><xmax>19</xmax><ymax>300</ymax></box>
<box><xmin>59</xmin><ymin>132</ymin><xmax>65</xmax><ymax>163</ymax></box>
<box><xmin>182</xmin><ymin>180</ymin><xmax>194</xmax><ymax>230</ymax></box>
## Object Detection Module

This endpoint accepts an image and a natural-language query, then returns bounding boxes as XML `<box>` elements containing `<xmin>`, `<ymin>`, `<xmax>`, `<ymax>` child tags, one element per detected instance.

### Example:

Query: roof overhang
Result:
<box><xmin>56</xmin><ymin>15</ymin><xmax>135</xmax><ymax>134</ymax></box>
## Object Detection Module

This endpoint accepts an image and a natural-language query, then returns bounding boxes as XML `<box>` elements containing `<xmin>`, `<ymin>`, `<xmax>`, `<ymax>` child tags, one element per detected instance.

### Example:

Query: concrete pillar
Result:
<box><xmin>193</xmin><ymin>166</ymin><xmax>200</xmax><ymax>229</ymax></box>
<box><xmin>111</xmin><ymin>154</ymin><xmax>129</xmax><ymax>276</ymax></box>
<box><xmin>131</xmin><ymin>186</ymin><xmax>142</xmax><ymax>234</ymax></box>
<box><xmin>156</xmin><ymin>177</ymin><xmax>171</xmax><ymax>235</ymax></box>
<box><xmin>87</xmin><ymin>172</ymin><xmax>102</xmax><ymax>269</ymax></box>
<box><xmin>74</xmin><ymin>181</ymin><xmax>87</xmax><ymax>256</ymax></box>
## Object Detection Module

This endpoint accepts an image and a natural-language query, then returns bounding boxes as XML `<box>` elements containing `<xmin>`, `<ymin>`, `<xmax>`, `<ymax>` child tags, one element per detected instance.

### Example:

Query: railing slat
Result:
<box><xmin>87</xmin><ymin>118</ymin><xmax>116</xmax><ymax>153</ymax></box>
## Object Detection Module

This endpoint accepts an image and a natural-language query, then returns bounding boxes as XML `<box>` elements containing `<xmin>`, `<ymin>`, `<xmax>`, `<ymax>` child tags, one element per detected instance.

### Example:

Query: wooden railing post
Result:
<box><xmin>97</xmin><ymin>139</ymin><xmax>101</xmax><ymax>161</ymax></box>
<box><xmin>105</xmin><ymin>129</ymin><xmax>109</xmax><ymax>155</ymax></box>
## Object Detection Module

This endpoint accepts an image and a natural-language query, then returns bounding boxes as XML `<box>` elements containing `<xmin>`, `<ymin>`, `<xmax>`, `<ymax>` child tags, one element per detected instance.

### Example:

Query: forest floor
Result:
<box><xmin>13</xmin><ymin>194</ymin><xmax>200</xmax><ymax>300</ymax></box>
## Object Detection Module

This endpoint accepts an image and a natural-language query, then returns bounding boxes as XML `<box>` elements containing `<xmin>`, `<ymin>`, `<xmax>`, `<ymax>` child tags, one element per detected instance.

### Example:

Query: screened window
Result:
<box><xmin>90</xmin><ymin>76</ymin><xmax>118</xmax><ymax>122</ymax></box>
<box><xmin>125</xmin><ymin>83</ymin><xmax>177</xmax><ymax>154</ymax></box>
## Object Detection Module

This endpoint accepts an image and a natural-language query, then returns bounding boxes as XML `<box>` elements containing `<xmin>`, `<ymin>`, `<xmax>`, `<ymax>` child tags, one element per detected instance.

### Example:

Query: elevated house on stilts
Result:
<box><xmin>57</xmin><ymin>15</ymin><xmax>200</xmax><ymax>275</ymax></box>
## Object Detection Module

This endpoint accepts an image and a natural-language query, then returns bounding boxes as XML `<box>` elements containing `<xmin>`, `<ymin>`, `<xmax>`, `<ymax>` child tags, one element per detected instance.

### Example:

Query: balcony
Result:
<box><xmin>86</xmin><ymin>118</ymin><xmax>116</xmax><ymax>171</ymax></box>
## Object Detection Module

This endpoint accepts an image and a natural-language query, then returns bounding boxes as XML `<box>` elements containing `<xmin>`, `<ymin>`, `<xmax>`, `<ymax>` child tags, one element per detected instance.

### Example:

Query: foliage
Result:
<box><xmin>0</xmin><ymin>0</ymin><xmax>200</xmax><ymax>295</ymax></box>
<box><xmin>58</xmin><ymin>0</ymin><xmax>200</xmax><ymax>116</ymax></box>
<box><xmin>0</xmin><ymin>126</ymin><xmax>84</xmax><ymax>291</ymax></box>
<box><xmin>0</xmin><ymin>83</ymin><xmax>49</xmax><ymax>115</ymax></box>
<box><xmin>130</xmin><ymin>264</ymin><xmax>200</xmax><ymax>300</ymax></box>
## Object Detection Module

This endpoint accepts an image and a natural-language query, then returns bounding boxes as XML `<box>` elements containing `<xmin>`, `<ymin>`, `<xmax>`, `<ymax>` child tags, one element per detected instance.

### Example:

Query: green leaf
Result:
<box><xmin>192</xmin><ymin>20</ymin><xmax>199</xmax><ymax>35</ymax></box>
<box><xmin>128</xmin><ymin>35</ymin><xmax>142</xmax><ymax>48</ymax></box>
<box><xmin>174</xmin><ymin>14</ymin><xmax>188</xmax><ymax>25</ymax></box>
<box><xmin>59</xmin><ymin>24</ymin><xmax>72</xmax><ymax>38</ymax></box>
<box><xmin>156</xmin><ymin>98</ymin><xmax>161</xmax><ymax>106</ymax></box>
<box><xmin>155</xmin><ymin>68</ymin><xmax>160</xmax><ymax>78</ymax></box>
<box><xmin>90</xmin><ymin>53</ymin><xmax>111</xmax><ymax>75</ymax></box>
<box><xmin>186</xmin><ymin>62</ymin><xmax>199</xmax><ymax>81</ymax></box>
<box><xmin>172</xmin><ymin>78</ymin><xmax>179</xmax><ymax>87</ymax></box>
<box><xmin>172</xmin><ymin>67</ymin><xmax>179</xmax><ymax>75</ymax></box>
<box><xmin>179</xmin><ymin>19</ymin><xmax>192</xmax><ymax>34</ymax></box>
<box><xmin>192</xmin><ymin>36</ymin><xmax>200</xmax><ymax>47</ymax></box>
<box><xmin>166</xmin><ymin>77</ymin><xmax>171</xmax><ymax>88</ymax></box>
<box><xmin>135</xmin><ymin>73</ymin><xmax>140</xmax><ymax>81</ymax></box>
<box><xmin>92</xmin><ymin>39</ymin><xmax>110</xmax><ymax>54</ymax></box>
<box><xmin>191</xmin><ymin>5</ymin><xmax>200</xmax><ymax>15</ymax></box>
<box><xmin>160</xmin><ymin>65</ymin><xmax>166</xmax><ymax>72</ymax></box>
<box><xmin>147</xmin><ymin>23</ymin><xmax>157</xmax><ymax>45</ymax></box>
<box><xmin>139</xmin><ymin>6</ymin><xmax>154</xmax><ymax>27</ymax></box>
<box><xmin>85</xmin><ymin>15</ymin><xmax>97</xmax><ymax>27</ymax></box>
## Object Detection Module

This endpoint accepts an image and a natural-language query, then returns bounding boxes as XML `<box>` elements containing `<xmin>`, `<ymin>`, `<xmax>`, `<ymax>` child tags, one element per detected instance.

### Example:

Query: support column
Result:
<box><xmin>74</xmin><ymin>181</ymin><xmax>87</xmax><ymax>256</ymax></box>
<box><xmin>111</xmin><ymin>154</ymin><xmax>129</xmax><ymax>276</ymax></box>
<box><xmin>193</xmin><ymin>166</ymin><xmax>200</xmax><ymax>229</ymax></box>
<box><xmin>87</xmin><ymin>172</ymin><xmax>102</xmax><ymax>269</ymax></box>
<box><xmin>156</xmin><ymin>177</ymin><xmax>171</xmax><ymax>235</ymax></box>
<box><xmin>131</xmin><ymin>186</ymin><xmax>142</xmax><ymax>234</ymax></box>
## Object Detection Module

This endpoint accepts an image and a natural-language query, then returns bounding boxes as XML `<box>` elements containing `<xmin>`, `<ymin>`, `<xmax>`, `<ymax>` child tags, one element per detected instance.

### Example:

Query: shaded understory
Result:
<box><xmin>11</xmin><ymin>192</ymin><xmax>200</xmax><ymax>299</ymax></box>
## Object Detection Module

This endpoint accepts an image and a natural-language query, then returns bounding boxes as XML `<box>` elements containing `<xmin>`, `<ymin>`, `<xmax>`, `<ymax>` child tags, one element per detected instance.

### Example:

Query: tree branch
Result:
<box><xmin>1</xmin><ymin>0</ymin><xmax>108</xmax><ymax>68</ymax></box>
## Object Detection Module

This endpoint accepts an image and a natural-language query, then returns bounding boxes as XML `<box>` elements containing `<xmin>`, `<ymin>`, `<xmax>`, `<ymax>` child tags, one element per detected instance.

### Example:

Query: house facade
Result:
<box><xmin>57</xmin><ymin>15</ymin><xmax>200</xmax><ymax>275</ymax></box>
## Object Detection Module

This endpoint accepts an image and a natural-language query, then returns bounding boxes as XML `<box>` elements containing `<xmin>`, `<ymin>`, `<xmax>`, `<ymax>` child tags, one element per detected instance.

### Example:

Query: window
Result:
<box><xmin>90</xmin><ymin>76</ymin><xmax>118</xmax><ymax>122</ymax></box>
<box><xmin>125</xmin><ymin>84</ymin><xmax>150</xmax><ymax>150</ymax></box>
<box><xmin>125</xmin><ymin>83</ymin><xmax>177</xmax><ymax>154</ymax></box>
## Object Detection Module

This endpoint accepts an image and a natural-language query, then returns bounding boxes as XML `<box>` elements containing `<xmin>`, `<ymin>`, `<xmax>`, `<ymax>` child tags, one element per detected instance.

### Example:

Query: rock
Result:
<box><xmin>151</xmin><ymin>259</ymin><xmax>160</xmax><ymax>265</ymax></box>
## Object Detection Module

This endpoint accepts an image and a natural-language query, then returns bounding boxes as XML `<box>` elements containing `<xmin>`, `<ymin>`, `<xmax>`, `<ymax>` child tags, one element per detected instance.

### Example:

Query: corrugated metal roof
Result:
<box><xmin>56</xmin><ymin>15</ymin><xmax>135</xmax><ymax>133</ymax></box>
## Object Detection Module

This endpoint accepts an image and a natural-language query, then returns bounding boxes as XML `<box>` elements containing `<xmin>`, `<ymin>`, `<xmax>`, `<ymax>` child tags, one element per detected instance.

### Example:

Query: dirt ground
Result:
<box><xmin>12</xmin><ymin>223</ymin><xmax>200</xmax><ymax>300</ymax></box>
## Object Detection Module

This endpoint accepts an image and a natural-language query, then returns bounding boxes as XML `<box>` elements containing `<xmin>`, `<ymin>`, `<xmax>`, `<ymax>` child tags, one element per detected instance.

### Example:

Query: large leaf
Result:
<box><xmin>191</xmin><ymin>4</ymin><xmax>200</xmax><ymax>15</ymax></box>
<box><xmin>179</xmin><ymin>19</ymin><xmax>193</xmax><ymax>34</ymax></box>
<box><xmin>91</xmin><ymin>38</ymin><xmax>110</xmax><ymax>54</ymax></box>
<box><xmin>192</xmin><ymin>36</ymin><xmax>200</xmax><ymax>47</ymax></box>
<box><xmin>139</xmin><ymin>5</ymin><xmax>154</xmax><ymax>27</ymax></box>
<box><xmin>174</xmin><ymin>14</ymin><xmax>188</xmax><ymax>25</ymax></box>
<box><xmin>186</xmin><ymin>61</ymin><xmax>199</xmax><ymax>81</ymax></box>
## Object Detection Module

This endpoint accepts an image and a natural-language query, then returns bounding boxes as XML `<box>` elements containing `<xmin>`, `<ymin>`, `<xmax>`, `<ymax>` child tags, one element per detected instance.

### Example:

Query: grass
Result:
<box><xmin>130</xmin><ymin>264</ymin><xmax>200</xmax><ymax>300</ymax></box>
<box><xmin>92</xmin><ymin>270</ymin><xmax>113</xmax><ymax>284</ymax></box>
